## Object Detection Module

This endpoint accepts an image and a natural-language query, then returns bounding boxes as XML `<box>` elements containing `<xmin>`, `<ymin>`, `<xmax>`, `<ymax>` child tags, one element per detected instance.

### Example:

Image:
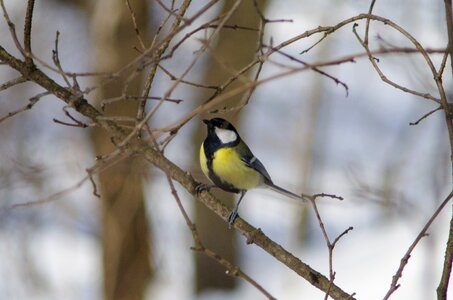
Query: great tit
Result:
<box><xmin>198</xmin><ymin>118</ymin><xmax>304</xmax><ymax>227</ymax></box>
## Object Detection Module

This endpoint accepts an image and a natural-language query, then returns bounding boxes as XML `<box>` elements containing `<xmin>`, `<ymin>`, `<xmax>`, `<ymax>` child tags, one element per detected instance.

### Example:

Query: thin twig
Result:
<box><xmin>53</xmin><ymin>106</ymin><xmax>90</xmax><ymax>128</ymax></box>
<box><xmin>101</xmin><ymin>94</ymin><xmax>182</xmax><ymax>110</ymax></box>
<box><xmin>23</xmin><ymin>0</ymin><xmax>35</xmax><ymax>66</ymax></box>
<box><xmin>438</xmin><ymin>45</ymin><xmax>449</xmax><ymax>78</ymax></box>
<box><xmin>308</xmin><ymin>194</ymin><xmax>354</xmax><ymax>300</ymax></box>
<box><xmin>125</xmin><ymin>0</ymin><xmax>146</xmax><ymax>51</ymax></box>
<box><xmin>0</xmin><ymin>91</ymin><xmax>49</xmax><ymax>123</ymax></box>
<box><xmin>135</xmin><ymin>0</ymin><xmax>193</xmax><ymax>135</ymax></box>
<box><xmin>86</xmin><ymin>168</ymin><xmax>101</xmax><ymax>198</ymax></box>
<box><xmin>353</xmin><ymin>23</ymin><xmax>440</xmax><ymax>104</ymax></box>
<box><xmin>364</xmin><ymin>0</ymin><xmax>377</xmax><ymax>45</ymax></box>
<box><xmin>383</xmin><ymin>191</ymin><xmax>453</xmax><ymax>299</ymax></box>
<box><xmin>409</xmin><ymin>106</ymin><xmax>442</xmax><ymax>126</ymax></box>
<box><xmin>126</xmin><ymin>0</ymin><xmax>242</xmax><ymax>146</ymax></box>
<box><xmin>0</xmin><ymin>0</ymin><xmax>26</xmax><ymax>57</ymax></box>
<box><xmin>3</xmin><ymin>176</ymin><xmax>90</xmax><ymax>210</ymax></box>
<box><xmin>0</xmin><ymin>76</ymin><xmax>26</xmax><ymax>91</ymax></box>
<box><xmin>313</xmin><ymin>193</ymin><xmax>344</xmax><ymax>201</ymax></box>
<box><xmin>300</xmin><ymin>32</ymin><xmax>331</xmax><ymax>54</ymax></box>
<box><xmin>158</xmin><ymin>64</ymin><xmax>220</xmax><ymax>90</ymax></box>
<box><xmin>269</xmin><ymin>45</ymin><xmax>349</xmax><ymax>96</ymax></box>
<box><xmin>52</xmin><ymin>31</ymin><xmax>71</xmax><ymax>88</ymax></box>
<box><xmin>437</xmin><ymin>1</ymin><xmax>453</xmax><ymax>298</ymax></box>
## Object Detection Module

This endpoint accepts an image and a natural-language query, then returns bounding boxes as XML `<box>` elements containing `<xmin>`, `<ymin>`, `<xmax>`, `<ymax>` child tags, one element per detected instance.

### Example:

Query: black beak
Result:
<box><xmin>203</xmin><ymin>119</ymin><xmax>210</xmax><ymax>125</ymax></box>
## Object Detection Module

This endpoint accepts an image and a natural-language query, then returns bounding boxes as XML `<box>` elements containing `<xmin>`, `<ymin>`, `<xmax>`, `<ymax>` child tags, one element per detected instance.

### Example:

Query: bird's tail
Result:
<box><xmin>264</xmin><ymin>182</ymin><xmax>307</xmax><ymax>202</ymax></box>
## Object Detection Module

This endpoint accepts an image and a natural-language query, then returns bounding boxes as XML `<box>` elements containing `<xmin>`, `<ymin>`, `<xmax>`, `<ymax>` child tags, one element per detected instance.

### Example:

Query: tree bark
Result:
<box><xmin>90</xmin><ymin>1</ymin><xmax>152</xmax><ymax>299</ymax></box>
<box><xmin>194</xmin><ymin>0</ymin><xmax>268</xmax><ymax>293</ymax></box>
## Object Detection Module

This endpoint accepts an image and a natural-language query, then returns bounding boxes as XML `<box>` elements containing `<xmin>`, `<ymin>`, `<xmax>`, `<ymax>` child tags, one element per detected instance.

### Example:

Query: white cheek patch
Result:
<box><xmin>215</xmin><ymin>127</ymin><xmax>238</xmax><ymax>144</ymax></box>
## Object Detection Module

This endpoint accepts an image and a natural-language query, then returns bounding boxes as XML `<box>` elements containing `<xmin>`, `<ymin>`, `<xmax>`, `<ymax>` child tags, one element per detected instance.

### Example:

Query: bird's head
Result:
<box><xmin>203</xmin><ymin>118</ymin><xmax>239</xmax><ymax>144</ymax></box>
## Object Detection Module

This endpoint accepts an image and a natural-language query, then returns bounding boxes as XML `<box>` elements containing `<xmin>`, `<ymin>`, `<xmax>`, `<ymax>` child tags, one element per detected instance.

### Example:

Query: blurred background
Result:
<box><xmin>0</xmin><ymin>0</ymin><xmax>451</xmax><ymax>299</ymax></box>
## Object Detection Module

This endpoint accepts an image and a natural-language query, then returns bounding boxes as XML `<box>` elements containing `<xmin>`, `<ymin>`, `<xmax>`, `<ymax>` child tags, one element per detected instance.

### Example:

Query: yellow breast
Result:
<box><xmin>199</xmin><ymin>143</ymin><xmax>209</xmax><ymax>178</ymax></box>
<box><xmin>211</xmin><ymin>147</ymin><xmax>262</xmax><ymax>190</ymax></box>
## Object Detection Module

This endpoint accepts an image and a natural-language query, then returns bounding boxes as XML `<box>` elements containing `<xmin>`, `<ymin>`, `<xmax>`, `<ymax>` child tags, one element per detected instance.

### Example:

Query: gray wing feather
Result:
<box><xmin>242</xmin><ymin>155</ymin><xmax>273</xmax><ymax>184</ymax></box>
<box><xmin>237</xmin><ymin>142</ymin><xmax>305</xmax><ymax>201</ymax></box>
<box><xmin>249</xmin><ymin>157</ymin><xmax>272</xmax><ymax>184</ymax></box>
<box><xmin>236</xmin><ymin>140</ymin><xmax>273</xmax><ymax>184</ymax></box>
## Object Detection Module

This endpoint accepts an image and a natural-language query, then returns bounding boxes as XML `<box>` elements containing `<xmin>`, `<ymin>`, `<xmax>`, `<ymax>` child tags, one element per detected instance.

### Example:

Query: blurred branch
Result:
<box><xmin>125</xmin><ymin>0</ymin><xmax>146</xmax><ymax>51</ymax></box>
<box><xmin>2</xmin><ymin>151</ymin><xmax>130</xmax><ymax>211</ymax></box>
<box><xmin>364</xmin><ymin>0</ymin><xmax>377</xmax><ymax>45</ymax></box>
<box><xmin>444</xmin><ymin>0</ymin><xmax>453</xmax><ymax>79</ymax></box>
<box><xmin>101</xmin><ymin>93</ymin><xmax>182</xmax><ymax>110</ymax></box>
<box><xmin>0</xmin><ymin>0</ymin><xmax>25</xmax><ymax>57</ymax></box>
<box><xmin>126</xmin><ymin>0</ymin><xmax>243</xmax><ymax>146</ymax></box>
<box><xmin>309</xmin><ymin>194</ymin><xmax>354</xmax><ymax>300</ymax></box>
<box><xmin>0</xmin><ymin>91</ymin><xmax>49</xmax><ymax>123</ymax></box>
<box><xmin>437</xmin><ymin>1</ymin><xmax>453</xmax><ymax>298</ymax></box>
<box><xmin>52</xmin><ymin>31</ymin><xmax>71</xmax><ymax>88</ymax></box>
<box><xmin>24</xmin><ymin>0</ymin><xmax>35</xmax><ymax>66</ymax></box>
<box><xmin>135</xmin><ymin>0</ymin><xmax>193</xmax><ymax>130</ymax></box>
<box><xmin>0</xmin><ymin>76</ymin><xmax>26</xmax><ymax>91</ymax></box>
<box><xmin>4</xmin><ymin>176</ymin><xmax>89</xmax><ymax>209</ymax></box>
<box><xmin>53</xmin><ymin>106</ymin><xmax>91</xmax><ymax>128</ymax></box>
<box><xmin>158</xmin><ymin>64</ymin><xmax>220</xmax><ymax>90</ymax></box>
<box><xmin>383</xmin><ymin>191</ymin><xmax>453</xmax><ymax>300</ymax></box>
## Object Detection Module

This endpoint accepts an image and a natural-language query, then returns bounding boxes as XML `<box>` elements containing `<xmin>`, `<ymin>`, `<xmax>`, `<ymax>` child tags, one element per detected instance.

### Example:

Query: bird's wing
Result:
<box><xmin>236</xmin><ymin>141</ymin><xmax>273</xmax><ymax>184</ymax></box>
<box><xmin>246</xmin><ymin>156</ymin><xmax>273</xmax><ymax>185</ymax></box>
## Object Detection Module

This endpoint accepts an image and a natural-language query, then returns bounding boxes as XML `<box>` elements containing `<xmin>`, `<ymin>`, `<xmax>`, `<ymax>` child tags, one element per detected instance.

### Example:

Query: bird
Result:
<box><xmin>197</xmin><ymin>118</ymin><xmax>305</xmax><ymax>227</ymax></box>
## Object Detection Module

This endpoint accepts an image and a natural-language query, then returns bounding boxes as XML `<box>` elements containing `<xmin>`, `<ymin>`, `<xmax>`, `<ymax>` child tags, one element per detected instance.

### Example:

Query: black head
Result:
<box><xmin>202</xmin><ymin>118</ymin><xmax>240</xmax><ymax>145</ymax></box>
<box><xmin>203</xmin><ymin>118</ymin><xmax>237</xmax><ymax>132</ymax></box>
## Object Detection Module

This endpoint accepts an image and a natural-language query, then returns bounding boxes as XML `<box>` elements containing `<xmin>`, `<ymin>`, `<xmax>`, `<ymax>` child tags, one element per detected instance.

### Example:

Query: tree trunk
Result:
<box><xmin>194</xmin><ymin>0</ymin><xmax>268</xmax><ymax>293</ymax></box>
<box><xmin>89</xmin><ymin>1</ymin><xmax>152</xmax><ymax>299</ymax></box>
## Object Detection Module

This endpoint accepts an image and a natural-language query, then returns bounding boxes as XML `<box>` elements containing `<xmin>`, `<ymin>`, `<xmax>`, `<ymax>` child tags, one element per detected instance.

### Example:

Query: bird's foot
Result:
<box><xmin>195</xmin><ymin>183</ymin><xmax>212</xmax><ymax>194</ymax></box>
<box><xmin>227</xmin><ymin>210</ymin><xmax>238</xmax><ymax>229</ymax></box>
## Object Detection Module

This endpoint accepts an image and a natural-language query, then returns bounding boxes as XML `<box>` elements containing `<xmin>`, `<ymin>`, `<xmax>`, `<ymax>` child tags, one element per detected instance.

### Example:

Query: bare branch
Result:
<box><xmin>164</xmin><ymin>172</ymin><xmax>276</xmax><ymax>300</ymax></box>
<box><xmin>444</xmin><ymin>0</ymin><xmax>453</xmax><ymax>80</ymax></box>
<box><xmin>0</xmin><ymin>76</ymin><xmax>26</xmax><ymax>91</ymax></box>
<box><xmin>437</xmin><ymin>1</ymin><xmax>453</xmax><ymax>298</ymax></box>
<box><xmin>24</xmin><ymin>0</ymin><xmax>35</xmax><ymax>66</ymax></box>
<box><xmin>383</xmin><ymin>191</ymin><xmax>453</xmax><ymax>299</ymax></box>
<box><xmin>135</xmin><ymin>0</ymin><xmax>193</xmax><ymax>135</ymax></box>
<box><xmin>158</xmin><ymin>64</ymin><xmax>220</xmax><ymax>90</ymax></box>
<box><xmin>0</xmin><ymin>91</ymin><xmax>49</xmax><ymax>123</ymax></box>
<box><xmin>409</xmin><ymin>106</ymin><xmax>442</xmax><ymax>126</ymax></box>
<box><xmin>0</xmin><ymin>0</ymin><xmax>26</xmax><ymax>57</ymax></box>
<box><xmin>52</xmin><ymin>31</ymin><xmax>71</xmax><ymax>88</ymax></box>
<box><xmin>101</xmin><ymin>94</ymin><xmax>182</xmax><ymax>110</ymax></box>
<box><xmin>353</xmin><ymin>23</ymin><xmax>440</xmax><ymax>104</ymax></box>
<box><xmin>364</xmin><ymin>0</ymin><xmax>377</xmax><ymax>45</ymax></box>
<box><xmin>86</xmin><ymin>168</ymin><xmax>101</xmax><ymax>198</ymax></box>
<box><xmin>3</xmin><ymin>176</ymin><xmax>89</xmax><ymax>210</ymax></box>
<box><xmin>125</xmin><ymin>0</ymin><xmax>146</xmax><ymax>51</ymax></box>
<box><xmin>300</xmin><ymin>32</ymin><xmax>330</xmax><ymax>54</ymax></box>
<box><xmin>268</xmin><ymin>45</ymin><xmax>349</xmax><ymax>96</ymax></box>
<box><xmin>5</xmin><ymin>10</ymin><xmax>452</xmax><ymax>299</ymax></box>
<box><xmin>308</xmin><ymin>195</ymin><xmax>354</xmax><ymax>299</ymax></box>
<box><xmin>53</xmin><ymin>106</ymin><xmax>91</xmax><ymax>128</ymax></box>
